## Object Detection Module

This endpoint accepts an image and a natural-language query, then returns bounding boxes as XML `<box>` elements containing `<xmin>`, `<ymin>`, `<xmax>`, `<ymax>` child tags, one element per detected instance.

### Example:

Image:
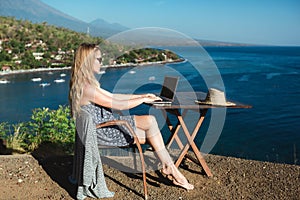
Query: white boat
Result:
<box><xmin>60</xmin><ymin>73</ymin><xmax>66</xmax><ymax>77</ymax></box>
<box><xmin>148</xmin><ymin>76</ymin><xmax>155</xmax><ymax>81</ymax></box>
<box><xmin>31</xmin><ymin>77</ymin><xmax>42</xmax><ymax>82</ymax></box>
<box><xmin>54</xmin><ymin>79</ymin><xmax>65</xmax><ymax>83</ymax></box>
<box><xmin>0</xmin><ymin>79</ymin><xmax>10</xmax><ymax>84</ymax></box>
<box><xmin>39</xmin><ymin>83</ymin><xmax>51</xmax><ymax>87</ymax></box>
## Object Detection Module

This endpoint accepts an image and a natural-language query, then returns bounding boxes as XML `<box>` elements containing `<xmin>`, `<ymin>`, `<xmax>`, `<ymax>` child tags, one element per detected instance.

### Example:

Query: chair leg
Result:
<box><xmin>136</xmin><ymin>143</ymin><xmax>148</xmax><ymax>200</ymax></box>
<box><xmin>133</xmin><ymin>147</ymin><xmax>137</xmax><ymax>171</ymax></box>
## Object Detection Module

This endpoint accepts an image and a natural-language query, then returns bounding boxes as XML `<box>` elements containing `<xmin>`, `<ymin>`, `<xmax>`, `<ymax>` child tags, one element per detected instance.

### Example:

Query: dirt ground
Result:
<box><xmin>0</xmin><ymin>148</ymin><xmax>299</xmax><ymax>200</ymax></box>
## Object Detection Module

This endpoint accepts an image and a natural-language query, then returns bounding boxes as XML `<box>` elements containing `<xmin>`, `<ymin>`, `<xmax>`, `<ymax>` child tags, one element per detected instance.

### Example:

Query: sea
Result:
<box><xmin>1</xmin><ymin>46</ymin><xmax>299</xmax><ymax>165</ymax></box>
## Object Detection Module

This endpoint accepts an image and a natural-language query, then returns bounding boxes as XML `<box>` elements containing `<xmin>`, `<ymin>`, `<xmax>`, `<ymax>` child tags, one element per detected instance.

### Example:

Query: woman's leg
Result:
<box><xmin>134</xmin><ymin>115</ymin><xmax>194</xmax><ymax>190</ymax></box>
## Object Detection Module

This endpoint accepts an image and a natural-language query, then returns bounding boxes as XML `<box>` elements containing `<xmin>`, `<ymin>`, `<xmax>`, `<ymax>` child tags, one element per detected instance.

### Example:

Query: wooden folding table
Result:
<box><xmin>150</xmin><ymin>92</ymin><xmax>251</xmax><ymax>177</ymax></box>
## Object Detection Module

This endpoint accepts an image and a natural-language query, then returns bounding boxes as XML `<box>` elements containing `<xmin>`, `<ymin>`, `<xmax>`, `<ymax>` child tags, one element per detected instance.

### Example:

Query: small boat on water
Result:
<box><xmin>39</xmin><ymin>83</ymin><xmax>51</xmax><ymax>87</ymax></box>
<box><xmin>31</xmin><ymin>77</ymin><xmax>42</xmax><ymax>82</ymax></box>
<box><xmin>54</xmin><ymin>79</ymin><xmax>65</xmax><ymax>83</ymax></box>
<box><xmin>60</xmin><ymin>73</ymin><xmax>66</xmax><ymax>77</ymax></box>
<box><xmin>0</xmin><ymin>79</ymin><xmax>10</xmax><ymax>84</ymax></box>
<box><xmin>148</xmin><ymin>76</ymin><xmax>155</xmax><ymax>81</ymax></box>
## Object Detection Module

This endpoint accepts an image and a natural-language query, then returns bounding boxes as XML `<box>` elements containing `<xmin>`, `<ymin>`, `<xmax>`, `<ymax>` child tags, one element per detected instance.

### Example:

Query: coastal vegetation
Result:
<box><xmin>0</xmin><ymin>16</ymin><xmax>103</xmax><ymax>70</ymax></box>
<box><xmin>0</xmin><ymin>106</ymin><xmax>75</xmax><ymax>154</ymax></box>
<box><xmin>0</xmin><ymin>16</ymin><xmax>181</xmax><ymax>72</ymax></box>
<box><xmin>116</xmin><ymin>48</ymin><xmax>180</xmax><ymax>65</ymax></box>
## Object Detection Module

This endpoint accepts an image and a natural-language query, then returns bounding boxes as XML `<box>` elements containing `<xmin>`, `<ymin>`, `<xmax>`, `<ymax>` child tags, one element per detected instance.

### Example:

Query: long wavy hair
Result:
<box><xmin>69</xmin><ymin>43</ymin><xmax>101</xmax><ymax>118</ymax></box>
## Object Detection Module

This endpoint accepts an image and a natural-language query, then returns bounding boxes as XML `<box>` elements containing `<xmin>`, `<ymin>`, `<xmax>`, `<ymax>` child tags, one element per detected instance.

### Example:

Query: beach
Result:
<box><xmin>0</xmin><ymin>149</ymin><xmax>299</xmax><ymax>200</ymax></box>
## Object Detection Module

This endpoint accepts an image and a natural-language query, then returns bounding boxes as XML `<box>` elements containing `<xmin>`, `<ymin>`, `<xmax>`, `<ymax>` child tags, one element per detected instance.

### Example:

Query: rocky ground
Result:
<box><xmin>0</xmin><ymin>149</ymin><xmax>299</xmax><ymax>200</ymax></box>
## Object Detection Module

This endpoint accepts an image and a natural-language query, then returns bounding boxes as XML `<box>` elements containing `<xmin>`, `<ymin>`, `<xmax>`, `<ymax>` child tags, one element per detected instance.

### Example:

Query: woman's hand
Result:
<box><xmin>143</xmin><ymin>93</ymin><xmax>157</xmax><ymax>98</ymax></box>
<box><xmin>143</xmin><ymin>94</ymin><xmax>162</xmax><ymax>103</ymax></box>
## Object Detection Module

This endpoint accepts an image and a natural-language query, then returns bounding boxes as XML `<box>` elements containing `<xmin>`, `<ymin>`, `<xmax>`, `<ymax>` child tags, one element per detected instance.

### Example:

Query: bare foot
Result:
<box><xmin>161</xmin><ymin>165</ymin><xmax>194</xmax><ymax>190</ymax></box>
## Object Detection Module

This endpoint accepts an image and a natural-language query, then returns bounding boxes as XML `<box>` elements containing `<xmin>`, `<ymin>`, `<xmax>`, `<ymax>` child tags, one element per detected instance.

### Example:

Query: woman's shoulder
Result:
<box><xmin>84</xmin><ymin>83</ymin><xmax>103</xmax><ymax>93</ymax></box>
<box><xmin>83</xmin><ymin>84</ymin><xmax>100</xmax><ymax>98</ymax></box>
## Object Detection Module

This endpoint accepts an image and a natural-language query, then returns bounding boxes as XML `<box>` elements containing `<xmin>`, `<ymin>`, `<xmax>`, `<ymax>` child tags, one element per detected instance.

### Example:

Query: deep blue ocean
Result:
<box><xmin>1</xmin><ymin>46</ymin><xmax>299</xmax><ymax>165</ymax></box>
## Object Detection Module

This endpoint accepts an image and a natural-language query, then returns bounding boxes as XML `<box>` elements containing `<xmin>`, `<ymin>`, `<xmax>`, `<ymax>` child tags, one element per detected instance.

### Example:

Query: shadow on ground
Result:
<box><xmin>31</xmin><ymin>142</ymin><xmax>77</xmax><ymax>199</ymax></box>
<box><xmin>29</xmin><ymin>142</ymin><xmax>169</xmax><ymax>199</ymax></box>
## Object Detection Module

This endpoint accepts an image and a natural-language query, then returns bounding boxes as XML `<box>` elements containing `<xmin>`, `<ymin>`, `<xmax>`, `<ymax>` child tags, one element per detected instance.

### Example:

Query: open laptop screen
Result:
<box><xmin>160</xmin><ymin>76</ymin><xmax>179</xmax><ymax>101</ymax></box>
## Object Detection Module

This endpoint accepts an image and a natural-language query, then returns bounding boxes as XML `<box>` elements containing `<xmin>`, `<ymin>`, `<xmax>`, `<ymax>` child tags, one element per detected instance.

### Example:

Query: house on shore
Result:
<box><xmin>1</xmin><ymin>65</ymin><xmax>11</xmax><ymax>72</ymax></box>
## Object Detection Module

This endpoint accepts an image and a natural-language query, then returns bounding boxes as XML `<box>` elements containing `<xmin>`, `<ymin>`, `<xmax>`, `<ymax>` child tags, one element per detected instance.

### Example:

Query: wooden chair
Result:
<box><xmin>96</xmin><ymin>120</ymin><xmax>148</xmax><ymax>200</ymax></box>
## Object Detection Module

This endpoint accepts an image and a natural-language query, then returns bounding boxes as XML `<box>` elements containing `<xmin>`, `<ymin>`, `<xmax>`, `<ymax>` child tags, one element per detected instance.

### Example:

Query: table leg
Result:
<box><xmin>174</xmin><ymin>109</ymin><xmax>213</xmax><ymax>177</ymax></box>
<box><xmin>161</xmin><ymin>109</ymin><xmax>184</xmax><ymax>150</ymax></box>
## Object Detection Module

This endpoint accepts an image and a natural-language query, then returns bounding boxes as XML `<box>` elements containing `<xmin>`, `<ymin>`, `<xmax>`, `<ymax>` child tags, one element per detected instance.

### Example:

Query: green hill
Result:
<box><xmin>0</xmin><ymin>16</ymin><xmax>104</xmax><ymax>70</ymax></box>
<box><xmin>0</xmin><ymin>16</ymin><xmax>181</xmax><ymax>71</ymax></box>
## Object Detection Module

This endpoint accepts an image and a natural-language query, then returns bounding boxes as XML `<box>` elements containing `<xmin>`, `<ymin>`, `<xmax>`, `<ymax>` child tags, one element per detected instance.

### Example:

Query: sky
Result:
<box><xmin>41</xmin><ymin>0</ymin><xmax>300</xmax><ymax>46</ymax></box>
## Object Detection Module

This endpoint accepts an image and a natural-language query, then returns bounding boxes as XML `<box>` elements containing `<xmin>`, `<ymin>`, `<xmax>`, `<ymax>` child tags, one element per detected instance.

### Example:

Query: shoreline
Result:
<box><xmin>0</xmin><ymin>59</ymin><xmax>185</xmax><ymax>77</ymax></box>
<box><xmin>0</xmin><ymin>66</ymin><xmax>71</xmax><ymax>77</ymax></box>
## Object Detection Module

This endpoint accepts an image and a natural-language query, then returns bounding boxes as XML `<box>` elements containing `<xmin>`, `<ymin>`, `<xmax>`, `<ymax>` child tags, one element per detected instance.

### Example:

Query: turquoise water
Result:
<box><xmin>1</xmin><ymin>46</ymin><xmax>299</xmax><ymax>165</ymax></box>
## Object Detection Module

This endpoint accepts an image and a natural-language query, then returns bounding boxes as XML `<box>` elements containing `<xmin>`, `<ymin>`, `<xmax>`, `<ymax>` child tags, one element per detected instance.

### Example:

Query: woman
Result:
<box><xmin>69</xmin><ymin>43</ymin><xmax>194</xmax><ymax>190</ymax></box>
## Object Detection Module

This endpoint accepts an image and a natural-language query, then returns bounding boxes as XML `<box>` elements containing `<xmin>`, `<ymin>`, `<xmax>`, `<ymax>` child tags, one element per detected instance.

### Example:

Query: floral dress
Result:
<box><xmin>81</xmin><ymin>103</ymin><xmax>135</xmax><ymax>146</ymax></box>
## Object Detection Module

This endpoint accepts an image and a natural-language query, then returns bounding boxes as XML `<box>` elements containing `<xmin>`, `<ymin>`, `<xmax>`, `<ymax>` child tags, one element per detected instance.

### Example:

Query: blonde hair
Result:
<box><xmin>69</xmin><ymin>43</ymin><xmax>100</xmax><ymax>118</ymax></box>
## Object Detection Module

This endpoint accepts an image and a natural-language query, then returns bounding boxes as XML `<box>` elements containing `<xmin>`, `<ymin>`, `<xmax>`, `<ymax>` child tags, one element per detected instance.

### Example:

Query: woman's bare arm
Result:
<box><xmin>113</xmin><ymin>93</ymin><xmax>157</xmax><ymax>100</ymax></box>
<box><xmin>83</xmin><ymin>85</ymin><xmax>159</xmax><ymax>110</ymax></box>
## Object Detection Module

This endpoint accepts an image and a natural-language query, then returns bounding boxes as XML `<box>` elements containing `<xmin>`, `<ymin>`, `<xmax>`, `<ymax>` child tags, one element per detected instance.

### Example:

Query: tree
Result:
<box><xmin>0</xmin><ymin>51</ymin><xmax>11</xmax><ymax>61</ymax></box>
<box><xmin>21</xmin><ymin>51</ymin><xmax>35</xmax><ymax>67</ymax></box>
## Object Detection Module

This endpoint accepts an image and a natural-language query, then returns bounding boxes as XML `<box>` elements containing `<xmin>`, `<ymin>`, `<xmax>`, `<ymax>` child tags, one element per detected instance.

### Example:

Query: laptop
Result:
<box><xmin>148</xmin><ymin>76</ymin><xmax>179</xmax><ymax>105</ymax></box>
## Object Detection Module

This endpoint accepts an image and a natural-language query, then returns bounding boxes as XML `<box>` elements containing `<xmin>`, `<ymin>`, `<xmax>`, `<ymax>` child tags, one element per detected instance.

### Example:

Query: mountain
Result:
<box><xmin>90</xmin><ymin>18</ymin><xmax>128</xmax><ymax>32</ymax></box>
<box><xmin>0</xmin><ymin>0</ymin><xmax>251</xmax><ymax>46</ymax></box>
<box><xmin>0</xmin><ymin>0</ymin><xmax>128</xmax><ymax>38</ymax></box>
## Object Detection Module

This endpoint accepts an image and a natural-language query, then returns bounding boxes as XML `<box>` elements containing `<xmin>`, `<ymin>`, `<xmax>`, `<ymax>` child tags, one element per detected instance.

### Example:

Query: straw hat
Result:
<box><xmin>197</xmin><ymin>88</ymin><xmax>235</xmax><ymax>106</ymax></box>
